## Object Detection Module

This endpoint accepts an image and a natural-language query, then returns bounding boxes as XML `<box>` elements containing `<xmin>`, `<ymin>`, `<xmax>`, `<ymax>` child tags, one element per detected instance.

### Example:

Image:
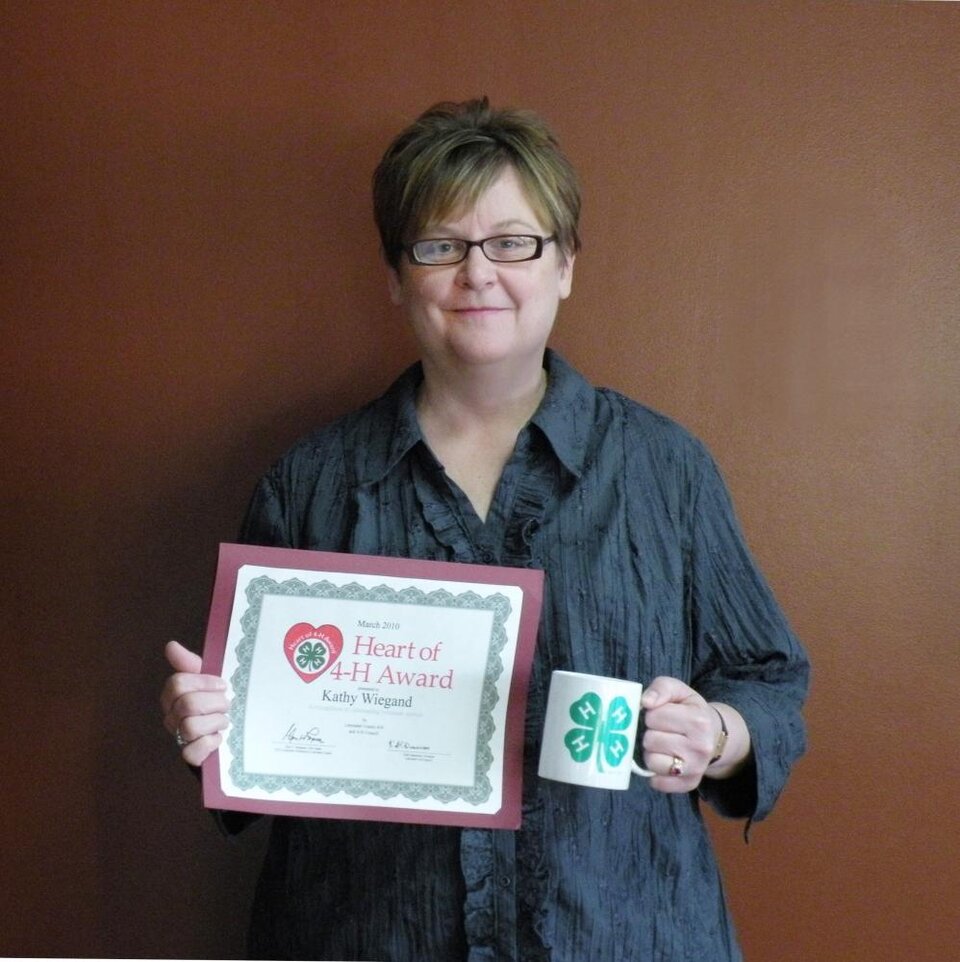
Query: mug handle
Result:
<box><xmin>634</xmin><ymin>695</ymin><xmax>654</xmax><ymax>776</ymax></box>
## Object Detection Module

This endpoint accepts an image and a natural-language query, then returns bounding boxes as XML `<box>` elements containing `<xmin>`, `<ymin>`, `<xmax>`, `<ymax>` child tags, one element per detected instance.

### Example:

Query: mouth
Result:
<box><xmin>449</xmin><ymin>306</ymin><xmax>509</xmax><ymax>317</ymax></box>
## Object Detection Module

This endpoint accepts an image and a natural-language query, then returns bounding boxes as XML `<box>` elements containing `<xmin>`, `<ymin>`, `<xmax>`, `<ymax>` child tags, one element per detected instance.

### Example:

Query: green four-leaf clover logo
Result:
<box><xmin>295</xmin><ymin>640</ymin><xmax>327</xmax><ymax>672</ymax></box>
<box><xmin>563</xmin><ymin>692</ymin><xmax>634</xmax><ymax>772</ymax></box>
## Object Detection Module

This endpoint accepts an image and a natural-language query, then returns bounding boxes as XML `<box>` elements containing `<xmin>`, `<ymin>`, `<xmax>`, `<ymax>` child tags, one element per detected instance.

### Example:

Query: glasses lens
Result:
<box><xmin>411</xmin><ymin>239</ymin><xmax>467</xmax><ymax>265</ymax></box>
<box><xmin>409</xmin><ymin>235</ymin><xmax>548</xmax><ymax>265</ymax></box>
<box><xmin>482</xmin><ymin>235</ymin><xmax>540</xmax><ymax>262</ymax></box>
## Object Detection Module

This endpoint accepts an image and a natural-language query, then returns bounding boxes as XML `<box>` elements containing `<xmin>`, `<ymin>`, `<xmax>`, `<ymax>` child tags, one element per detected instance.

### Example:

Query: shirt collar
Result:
<box><xmin>355</xmin><ymin>349</ymin><xmax>594</xmax><ymax>485</ymax></box>
<box><xmin>531</xmin><ymin>349</ymin><xmax>594</xmax><ymax>479</ymax></box>
<box><xmin>362</xmin><ymin>362</ymin><xmax>426</xmax><ymax>485</ymax></box>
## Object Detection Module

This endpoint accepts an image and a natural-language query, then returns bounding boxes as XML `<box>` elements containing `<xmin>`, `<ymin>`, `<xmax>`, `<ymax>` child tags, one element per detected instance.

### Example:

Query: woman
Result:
<box><xmin>162</xmin><ymin>98</ymin><xmax>809</xmax><ymax>961</ymax></box>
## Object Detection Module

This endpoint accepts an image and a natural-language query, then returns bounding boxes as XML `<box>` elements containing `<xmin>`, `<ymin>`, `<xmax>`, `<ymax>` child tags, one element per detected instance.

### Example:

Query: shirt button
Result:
<box><xmin>499</xmin><ymin>875</ymin><xmax>512</xmax><ymax>888</ymax></box>
<box><xmin>479</xmin><ymin>547</ymin><xmax>495</xmax><ymax>563</ymax></box>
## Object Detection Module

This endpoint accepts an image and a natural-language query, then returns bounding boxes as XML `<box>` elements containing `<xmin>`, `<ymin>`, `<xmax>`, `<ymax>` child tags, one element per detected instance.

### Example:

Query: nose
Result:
<box><xmin>456</xmin><ymin>244</ymin><xmax>497</xmax><ymax>288</ymax></box>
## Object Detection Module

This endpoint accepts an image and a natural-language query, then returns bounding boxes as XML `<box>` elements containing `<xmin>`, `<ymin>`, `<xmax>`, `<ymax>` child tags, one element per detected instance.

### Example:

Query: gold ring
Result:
<box><xmin>669</xmin><ymin>755</ymin><xmax>685</xmax><ymax>777</ymax></box>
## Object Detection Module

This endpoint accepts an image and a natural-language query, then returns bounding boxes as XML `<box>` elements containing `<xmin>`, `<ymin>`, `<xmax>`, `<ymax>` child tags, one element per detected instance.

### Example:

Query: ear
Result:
<box><xmin>558</xmin><ymin>253</ymin><xmax>576</xmax><ymax>300</ymax></box>
<box><xmin>386</xmin><ymin>264</ymin><xmax>404</xmax><ymax>306</ymax></box>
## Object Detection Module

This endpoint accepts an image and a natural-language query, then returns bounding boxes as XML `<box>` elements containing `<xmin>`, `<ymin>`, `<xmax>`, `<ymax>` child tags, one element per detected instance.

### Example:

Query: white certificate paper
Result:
<box><xmin>201</xmin><ymin>543</ymin><xmax>544</xmax><ymax>829</ymax></box>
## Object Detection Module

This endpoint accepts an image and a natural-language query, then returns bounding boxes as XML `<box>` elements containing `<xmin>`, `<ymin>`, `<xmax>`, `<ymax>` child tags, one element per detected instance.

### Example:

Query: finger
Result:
<box><xmin>643</xmin><ymin>734</ymin><xmax>711</xmax><ymax>778</ymax></box>
<box><xmin>165</xmin><ymin>686</ymin><xmax>231</xmax><ymax>721</ymax></box>
<box><xmin>643</xmin><ymin>707</ymin><xmax>716</xmax><ymax>769</ymax></box>
<box><xmin>642</xmin><ymin>728</ymin><xmax>687</xmax><ymax>760</ymax></box>
<box><xmin>175</xmin><ymin>710</ymin><xmax>230</xmax><ymax>746</ymax></box>
<box><xmin>642</xmin><ymin>702</ymin><xmax>694</xmax><ymax>734</ymax></box>
<box><xmin>642</xmin><ymin>750</ymin><xmax>683</xmax><ymax>775</ymax></box>
<box><xmin>642</xmin><ymin>701</ymin><xmax>711</xmax><ymax>738</ymax></box>
<box><xmin>641</xmin><ymin>676</ymin><xmax>695</xmax><ymax>709</ymax></box>
<box><xmin>163</xmin><ymin>688</ymin><xmax>231</xmax><ymax>737</ymax></box>
<box><xmin>165</xmin><ymin>639</ymin><xmax>202</xmax><ymax>674</ymax></box>
<box><xmin>642</xmin><ymin>751</ymin><xmax>706</xmax><ymax>794</ymax></box>
<box><xmin>160</xmin><ymin>674</ymin><xmax>229</xmax><ymax>718</ymax></box>
<box><xmin>160</xmin><ymin>637</ymin><xmax>226</xmax><ymax>717</ymax></box>
<box><xmin>179</xmin><ymin>731</ymin><xmax>224</xmax><ymax>768</ymax></box>
<box><xmin>648</xmin><ymin>770</ymin><xmax>702</xmax><ymax>794</ymax></box>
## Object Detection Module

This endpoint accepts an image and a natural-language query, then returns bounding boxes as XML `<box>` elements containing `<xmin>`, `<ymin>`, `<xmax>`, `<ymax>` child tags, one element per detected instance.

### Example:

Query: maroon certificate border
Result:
<box><xmin>201</xmin><ymin>542</ymin><xmax>544</xmax><ymax>829</ymax></box>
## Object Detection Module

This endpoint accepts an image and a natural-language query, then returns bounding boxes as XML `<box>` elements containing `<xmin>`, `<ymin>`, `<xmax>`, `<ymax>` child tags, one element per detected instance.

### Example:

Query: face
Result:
<box><xmin>387</xmin><ymin>165</ymin><xmax>575</xmax><ymax>374</ymax></box>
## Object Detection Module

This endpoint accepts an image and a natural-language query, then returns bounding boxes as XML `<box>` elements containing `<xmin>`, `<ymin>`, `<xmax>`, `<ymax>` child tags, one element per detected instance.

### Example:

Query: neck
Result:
<box><xmin>416</xmin><ymin>356</ymin><xmax>548</xmax><ymax>433</ymax></box>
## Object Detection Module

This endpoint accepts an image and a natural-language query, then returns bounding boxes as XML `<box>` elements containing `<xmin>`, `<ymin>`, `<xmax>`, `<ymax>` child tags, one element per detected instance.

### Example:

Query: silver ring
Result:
<box><xmin>175</xmin><ymin>727</ymin><xmax>187</xmax><ymax>748</ymax></box>
<box><xmin>669</xmin><ymin>755</ymin><xmax>685</xmax><ymax>777</ymax></box>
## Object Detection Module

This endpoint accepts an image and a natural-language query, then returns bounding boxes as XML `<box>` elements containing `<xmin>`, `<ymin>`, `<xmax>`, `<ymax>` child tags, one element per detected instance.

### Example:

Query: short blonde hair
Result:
<box><xmin>373</xmin><ymin>97</ymin><xmax>581</xmax><ymax>269</ymax></box>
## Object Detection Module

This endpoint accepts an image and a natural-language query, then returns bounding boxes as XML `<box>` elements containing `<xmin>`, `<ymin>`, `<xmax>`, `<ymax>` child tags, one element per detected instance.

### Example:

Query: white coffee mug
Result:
<box><xmin>538</xmin><ymin>670</ymin><xmax>655</xmax><ymax>789</ymax></box>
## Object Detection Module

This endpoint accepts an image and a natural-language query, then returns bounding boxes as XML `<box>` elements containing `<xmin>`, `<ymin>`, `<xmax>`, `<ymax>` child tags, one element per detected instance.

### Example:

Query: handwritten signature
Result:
<box><xmin>283</xmin><ymin>724</ymin><xmax>325</xmax><ymax>744</ymax></box>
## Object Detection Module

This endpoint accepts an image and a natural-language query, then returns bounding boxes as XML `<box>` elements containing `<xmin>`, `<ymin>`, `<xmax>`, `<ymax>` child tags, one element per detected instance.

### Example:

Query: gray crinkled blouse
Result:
<box><xmin>236</xmin><ymin>350</ymin><xmax>809</xmax><ymax>962</ymax></box>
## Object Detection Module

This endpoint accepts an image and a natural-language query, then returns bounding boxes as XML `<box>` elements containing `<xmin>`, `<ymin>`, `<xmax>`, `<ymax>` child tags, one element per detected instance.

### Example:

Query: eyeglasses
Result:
<box><xmin>405</xmin><ymin>234</ymin><xmax>556</xmax><ymax>266</ymax></box>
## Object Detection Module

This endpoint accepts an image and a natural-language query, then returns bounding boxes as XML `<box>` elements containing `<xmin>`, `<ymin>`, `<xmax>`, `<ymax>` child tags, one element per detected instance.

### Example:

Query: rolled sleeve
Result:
<box><xmin>688</xmin><ymin>447</ymin><xmax>810</xmax><ymax>822</ymax></box>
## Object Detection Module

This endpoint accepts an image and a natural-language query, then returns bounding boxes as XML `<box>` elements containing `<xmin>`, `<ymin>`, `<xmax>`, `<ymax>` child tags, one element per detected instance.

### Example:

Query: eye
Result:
<box><xmin>432</xmin><ymin>240</ymin><xmax>457</xmax><ymax>254</ymax></box>
<box><xmin>491</xmin><ymin>235</ymin><xmax>535</xmax><ymax>252</ymax></box>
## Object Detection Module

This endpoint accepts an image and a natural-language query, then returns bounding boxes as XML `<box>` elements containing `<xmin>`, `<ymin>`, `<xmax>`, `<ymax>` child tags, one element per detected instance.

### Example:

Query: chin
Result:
<box><xmin>450</xmin><ymin>338</ymin><xmax>545</xmax><ymax>370</ymax></box>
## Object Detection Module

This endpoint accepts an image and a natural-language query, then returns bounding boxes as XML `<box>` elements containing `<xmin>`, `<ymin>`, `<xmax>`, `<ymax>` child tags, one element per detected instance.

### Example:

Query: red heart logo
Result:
<box><xmin>283</xmin><ymin>623</ymin><xmax>344</xmax><ymax>683</ymax></box>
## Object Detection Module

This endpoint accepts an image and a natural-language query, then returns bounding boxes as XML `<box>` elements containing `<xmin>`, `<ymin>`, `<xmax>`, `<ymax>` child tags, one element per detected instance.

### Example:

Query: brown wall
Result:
<box><xmin>2</xmin><ymin>2</ymin><xmax>957</xmax><ymax>958</ymax></box>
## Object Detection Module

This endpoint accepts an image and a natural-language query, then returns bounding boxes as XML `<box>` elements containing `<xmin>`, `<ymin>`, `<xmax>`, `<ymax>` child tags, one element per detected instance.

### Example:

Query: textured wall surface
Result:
<box><xmin>2</xmin><ymin>2</ymin><xmax>957</xmax><ymax>958</ymax></box>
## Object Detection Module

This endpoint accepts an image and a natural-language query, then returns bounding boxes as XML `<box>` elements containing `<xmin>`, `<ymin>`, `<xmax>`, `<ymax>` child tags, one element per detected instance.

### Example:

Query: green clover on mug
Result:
<box><xmin>564</xmin><ymin>692</ymin><xmax>634</xmax><ymax>772</ymax></box>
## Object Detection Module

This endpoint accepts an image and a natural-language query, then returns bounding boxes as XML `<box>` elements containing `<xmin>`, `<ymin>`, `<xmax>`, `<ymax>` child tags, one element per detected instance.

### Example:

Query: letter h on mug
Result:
<box><xmin>538</xmin><ymin>671</ymin><xmax>654</xmax><ymax>789</ymax></box>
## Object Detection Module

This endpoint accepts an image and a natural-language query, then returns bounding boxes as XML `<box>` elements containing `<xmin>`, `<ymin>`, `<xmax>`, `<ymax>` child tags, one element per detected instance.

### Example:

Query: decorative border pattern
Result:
<box><xmin>227</xmin><ymin>575</ymin><xmax>512</xmax><ymax>805</ymax></box>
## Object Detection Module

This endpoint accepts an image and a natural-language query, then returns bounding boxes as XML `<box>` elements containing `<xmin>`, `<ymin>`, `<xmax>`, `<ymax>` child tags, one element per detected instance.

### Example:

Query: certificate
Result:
<box><xmin>201</xmin><ymin>543</ymin><xmax>544</xmax><ymax>829</ymax></box>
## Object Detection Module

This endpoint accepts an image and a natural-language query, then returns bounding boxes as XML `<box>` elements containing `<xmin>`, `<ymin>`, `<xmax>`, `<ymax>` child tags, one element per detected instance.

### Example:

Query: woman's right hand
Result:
<box><xmin>161</xmin><ymin>640</ymin><xmax>230</xmax><ymax>767</ymax></box>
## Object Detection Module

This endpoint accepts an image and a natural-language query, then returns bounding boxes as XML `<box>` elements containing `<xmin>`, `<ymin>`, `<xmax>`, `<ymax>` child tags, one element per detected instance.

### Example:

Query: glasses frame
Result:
<box><xmin>404</xmin><ymin>234</ymin><xmax>556</xmax><ymax>266</ymax></box>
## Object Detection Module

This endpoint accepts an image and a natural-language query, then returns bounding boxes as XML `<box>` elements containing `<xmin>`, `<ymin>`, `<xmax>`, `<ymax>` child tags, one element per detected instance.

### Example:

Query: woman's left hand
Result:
<box><xmin>640</xmin><ymin>676</ymin><xmax>729</xmax><ymax>793</ymax></box>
